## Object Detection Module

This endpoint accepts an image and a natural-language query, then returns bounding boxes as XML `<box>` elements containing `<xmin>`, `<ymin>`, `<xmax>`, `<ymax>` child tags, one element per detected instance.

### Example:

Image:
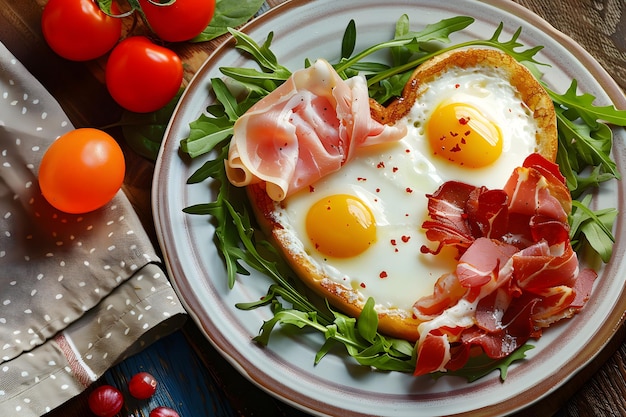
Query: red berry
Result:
<box><xmin>88</xmin><ymin>385</ymin><xmax>124</xmax><ymax>417</ymax></box>
<box><xmin>128</xmin><ymin>372</ymin><xmax>158</xmax><ymax>399</ymax></box>
<box><xmin>149</xmin><ymin>406</ymin><xmax>180</xmax><ymax>417</ymax></box>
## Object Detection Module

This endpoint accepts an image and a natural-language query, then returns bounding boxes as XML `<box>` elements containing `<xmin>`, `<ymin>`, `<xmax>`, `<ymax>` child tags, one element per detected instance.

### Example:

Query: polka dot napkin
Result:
<box><xmin>0</xmin><ymin>42</ymin><xmax>186</xmax><ymax>415</ymax></box>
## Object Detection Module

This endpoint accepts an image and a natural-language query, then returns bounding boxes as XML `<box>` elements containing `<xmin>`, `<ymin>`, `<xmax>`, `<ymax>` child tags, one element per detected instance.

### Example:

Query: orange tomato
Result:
<box><xmin>39</xmin><ymin>128</ymin><xmax>126</xmax><ymax>214</ymax></box>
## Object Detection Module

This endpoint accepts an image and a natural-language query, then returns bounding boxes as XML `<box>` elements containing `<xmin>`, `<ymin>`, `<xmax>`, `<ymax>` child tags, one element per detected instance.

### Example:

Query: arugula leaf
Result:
<box><xmin>226</xmin><ymin>29</ymin><xmax>292</xmax><ymax>76</ymax></box>
<box><xmin>334</xmin><ymin>16</ymin><xmax>475</xmax><ymax>75</ymax></box>
<box><xmin>548</xmin><ymin>80</ymin><xmax>624</xmax><ymax>200</ymax></box>
<box><xmin>365</xmin><ymin>21</ymin><xmax>546</xmax><ymax>91</ymax></box>
<box><xmin>191</xmin><ymin>0</ymin><xmax>266</xmax><ymax>42</ymax></box>
<box><xmin>179</xmin><ymin>112</ymin><xmax>233</xmax><ymax>158</ymax></box>
<box><xmin>548</xmin><ymin>79</ymin><xmax>626</xmax><ymax>126</ymax></box>
<box><xmin>250</xmin><ymin>295</ymin><xmax>416</xmax><ymax>372</ymax></box>
<box><xmin>211</xmin><ymin>77</ymin><xmax>242</xmax><ymax>121</ymax></box>
<box><xmin>341</xmin><ymin>20</ymin><xmax>357</xmax><ymax>60</ymax></box>
<box><xmin>357</xmin><ymin>297</ymin><xmax>379</xmax><ymax>344</ymax></box>
<box><xmin>569</xmin><ymin>195</ymin><xmax>617</xmax><ymax>263</ymax></box>
<box><xmin>391</xmin><ymin>14</ymin><xmax>412</xmax><ymax>67</ymax></box>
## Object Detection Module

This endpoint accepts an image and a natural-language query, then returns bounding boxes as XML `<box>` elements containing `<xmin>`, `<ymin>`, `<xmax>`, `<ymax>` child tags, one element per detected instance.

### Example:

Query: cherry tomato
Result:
<box><xmin>105</xmin><ymin>36</ymin><xmax>183</xmax><ymax>113</ymax></box>
<box><xmin>149</xmin><ymin>406</ymin><xmax>180</xmax><ymax>417</ymax></box>
<box><xmin>38</xmin><ymin>128</ymin><xmax>125</xmax><ymax>214</ymax></box>
<box><xmin>88</xmin><ymin>385</ymin><xmax>124</xmax><ymax>417</ymax></box>
<box><xmin>128</xmin><ymin>372</ymin><xmax>158</xmax><ymax>399</ymax></box>
<box><xmin>41</xmin><ymin>0</ymin><xmax>122</xmax><ymax>61</ymax></box>
<box><xmin>138</xmin><ymin>0</ymin><xmax>216</xmax><ymax>42</ymax></box>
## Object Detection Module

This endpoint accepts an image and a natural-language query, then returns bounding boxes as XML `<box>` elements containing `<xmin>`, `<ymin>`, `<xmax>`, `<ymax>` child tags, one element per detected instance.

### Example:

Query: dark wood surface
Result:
<box><xmin>1</xmin><ymin>0</ymin><xmax>626</xmax><ymax>416</ymax></box>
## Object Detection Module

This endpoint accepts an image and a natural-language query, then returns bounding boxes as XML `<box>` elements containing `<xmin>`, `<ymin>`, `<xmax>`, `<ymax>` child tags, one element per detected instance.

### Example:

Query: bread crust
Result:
<box><xmin>247</xmin><ymin>48</ymin><xmax>558</xmax><ymax>342</ymax></box>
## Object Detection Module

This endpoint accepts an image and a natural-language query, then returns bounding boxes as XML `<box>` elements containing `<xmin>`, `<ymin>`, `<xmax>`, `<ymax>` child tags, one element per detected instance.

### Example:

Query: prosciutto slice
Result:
<box><xmin>413</xmin><ymin>154</ymin><xmax>599</xmax><ymax>376</ymax></box>
<box><xmin>225</xmin><ymin>59</ymin><xmax>406</xmax><ymax>201</ymax></box>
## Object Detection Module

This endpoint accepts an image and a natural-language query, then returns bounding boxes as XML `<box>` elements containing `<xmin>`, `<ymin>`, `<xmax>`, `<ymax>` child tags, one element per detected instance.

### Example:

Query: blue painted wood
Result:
<box><xmin>100</xmin><ymin>330</ymin><xmax>238</xmax><ymax>417</ymax></box>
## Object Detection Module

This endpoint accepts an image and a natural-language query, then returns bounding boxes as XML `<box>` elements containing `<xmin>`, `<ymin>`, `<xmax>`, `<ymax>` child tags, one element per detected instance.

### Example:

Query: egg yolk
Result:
<box><xmin>305</xmin><ymin>194</ymin><xmax>376</xmax><ymax>258</ymax></box>
<box><xmin>427</xmin><ymin>102</ymin><xmax>503</xmax><ymax>168</ymax></box>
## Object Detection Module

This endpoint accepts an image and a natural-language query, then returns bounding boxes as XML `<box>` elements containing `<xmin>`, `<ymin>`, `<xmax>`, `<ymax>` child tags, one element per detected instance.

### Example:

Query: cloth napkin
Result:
<box><xmin>0</xmin><ymin>41</ymin><xmax>187</xmax><ymax>416</ymax></box>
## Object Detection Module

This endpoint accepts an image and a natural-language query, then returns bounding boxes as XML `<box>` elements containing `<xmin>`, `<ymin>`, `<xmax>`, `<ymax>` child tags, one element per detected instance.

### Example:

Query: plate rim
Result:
<box><xmin>152</xmin><ymin>1</ymin><xmax>626</xmax><ymax>415</ymax></box>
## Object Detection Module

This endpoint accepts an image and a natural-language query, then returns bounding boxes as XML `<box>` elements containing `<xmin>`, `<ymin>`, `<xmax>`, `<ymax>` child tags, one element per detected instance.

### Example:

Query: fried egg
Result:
<box><xmin>252</xmin><ymin>48</ymin><xmax>558</xmax><ymax>341</ymax></box>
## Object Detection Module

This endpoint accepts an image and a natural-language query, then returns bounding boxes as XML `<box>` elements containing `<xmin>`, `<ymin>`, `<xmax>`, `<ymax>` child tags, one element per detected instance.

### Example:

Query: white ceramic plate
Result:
<box><xmin>153</xmin><ymin>1</ymin><xmax>626</xmax><ymax>415</ymax></box>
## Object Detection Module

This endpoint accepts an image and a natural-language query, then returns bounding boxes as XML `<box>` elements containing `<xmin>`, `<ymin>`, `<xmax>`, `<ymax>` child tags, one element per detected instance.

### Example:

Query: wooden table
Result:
<box><xmin>1</xmin><ymin>0</ymin><xmax>625</xmax><ymax>416</ymax></box>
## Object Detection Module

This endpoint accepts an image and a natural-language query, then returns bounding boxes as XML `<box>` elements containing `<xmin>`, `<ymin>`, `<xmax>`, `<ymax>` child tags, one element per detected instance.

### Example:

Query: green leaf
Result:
<box><xmin>334</xmin><ymin>15</ymin><xmax>475</xmax><ymax>74</ymax></box>
<box><xmin>315</xmin><ymin>338</ymin><xmax>338</xmax><ymax>364</ymax></box>
<box><xmin>219</xmin><ymin>67</ymin><xmax>288</xmax><ymax>93</ymax></box>
<box><xmin>191</xmin><ymin>0</ymin><xmax>266</xmax><ymax>42</ymax></box>
<box><xmin>341</xmin><ymin>20</ymin><xmax>357</xmax><ymax>59</ymax></box>
<box><xmin>357</xmin><ymin>298</ymin><xmax>379</xmax><ymax>344</ymax></box>
<box><xmin>228</xmin><ymin>29</ymin><xmax>291</xmax><ymax>77</ymax></box>
<box><xmin>96</xmin><ymin>0</ymin><xmax>135</xmax><ymax>17</ymax></box>
<box><xmin>211</xmin><ymin>78</ymin><xmax>241</xmax><ymax>121</ymax></box>
<box><xmin>484</xmin><ymin>24</ymin><xmax>545</xmax><ymax>65</ymax></box>
<box><xmin>549</xmin><ymin>79</ymin><xmax>626</xmax><ymax>127</ymax></box>
<box><xmin>390</xmin><ymin>14</ymin><xmax>411</xmax><ymax>66</ymax></box>
<box><xmin>569</xmin><ymin>196</ymin><xmax>617</xmax><ymax>262</ymax></box>
<box><xmin>113</xmin><ymin>89</ymin><xmax>182</xmax><ymax>161</ymax></box>
<box><xmin>396</xmin><ymin>15</ymin><xmax>476</xmax><ymax>46</ymax></box>
<box><xmin>549</xmin><ymin>81</ymin><xmax>625</xmax><ymax>195</ymax></box>
<box><xmin>179</xmin><ymin>113</ymin><xmax>233</xmax><ymax>158</ymax></box>
<box><xmin>185</xmin><ymin>156</ymin><xmax>225</xmax><ymax>184</ymax></box>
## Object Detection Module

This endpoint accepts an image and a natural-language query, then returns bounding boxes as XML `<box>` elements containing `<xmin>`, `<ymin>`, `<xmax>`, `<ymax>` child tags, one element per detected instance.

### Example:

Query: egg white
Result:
<box><xmin>277</xmin><ymin>64</ymin><xmax>540</xmax><ymax>312</ymax></box>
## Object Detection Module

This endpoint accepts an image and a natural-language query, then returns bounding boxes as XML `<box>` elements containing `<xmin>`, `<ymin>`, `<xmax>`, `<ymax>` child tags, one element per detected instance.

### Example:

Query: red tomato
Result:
<box><xmin>41</xmin><ymin>0</ymin><xmax>122</xmax><ymax>61</ymax></box>
<box><xmin>138</xmin><ymin>0</ymin><xmax>216</xmax><ymax>42</ymax></box>
<box><xmin>149</xmin><ymin>406</ymin><xmax>180</xmax><ymax>417</ymax></box>
<box><xmin>88</xmin><ymin>385</ymin><xmax>124</xmax><ymax>417</ymax></box>
<box><xmin>38</xmin><ymin>128</ymin><xmax>125</xmax><ymax>214</ymax></box>
<box><xmin>128</xmin><ymin>372</ymin><xmax>158</xmax><ymax>399</ymax></box>
<box><xmin>105</xmin><ymin>36</ymin><xmax>183</xmax><ymax>113</ymax></box>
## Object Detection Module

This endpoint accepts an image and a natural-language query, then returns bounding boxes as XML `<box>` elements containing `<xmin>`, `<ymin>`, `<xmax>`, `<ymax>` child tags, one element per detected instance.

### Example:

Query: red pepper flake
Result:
<box><xmin>379</xmin><ymin>271</ymin><xmax>388</xmax><ymax>279</ymax></box>
<box><xmin>357</xmin><ymin>177</ymin><xmax>367</xmax><ymax>182</ymax></box>
<box><xmin>377</xmin><ymin>161</ymin><xmax>385</xmax><ymax>168</ymax></box>
<box><xmin>360</xmin><ymin>282</ymin><xmax>367</xmax><ymax>288</ymax></box>
<box><xmin>459</xmin><ymin>116</ymin><xmax>470</xmax><ymax>125</ymax></box>
<box><xmin>455</xmin><ymin>83</ymin><xmax>460</xmax><ymax>89</ymax></box>
<box><xmin>401</xmin><ymin>235</ymin><xmax>410</xmax><ymax>243</ymax></box>
<box><xmin>392</xmin><ymin>167</ymin><xmax>399</xmax><ymax>173</ymax></box>
<box><xmin>309</xmin><ymin>185</ymin><xmax>315</xmax><ymax>193</ymax></box>
<box><xmin>375</xmin><ymin>188</ymin><xmax>381</xmax><ymax>193</ymax></box>
<box><xmin>390</xmin><ymin>239</ymin><xmax>397</xmax><ymax>246</ymax></box>
<box><xmin>405</xmin><ymin>187</ymin><xmax>413</xmax><ymax>193</ymax></box>
<box><xmin>405</xmin><ymin>148</ymin><xmax>411</xmax><ymax>153</ymax></box>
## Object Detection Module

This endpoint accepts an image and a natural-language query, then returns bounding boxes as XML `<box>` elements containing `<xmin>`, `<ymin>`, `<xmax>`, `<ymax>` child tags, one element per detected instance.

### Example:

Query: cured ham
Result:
<box><xmin>225</xmin><ymin>59</ymin><xmax>407</xmax><ymax>201</ymax></box>
<box><xmin>414</xmin><ymin>153</ymin><xmax>598</xmax><ymax>376</ymax></box>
